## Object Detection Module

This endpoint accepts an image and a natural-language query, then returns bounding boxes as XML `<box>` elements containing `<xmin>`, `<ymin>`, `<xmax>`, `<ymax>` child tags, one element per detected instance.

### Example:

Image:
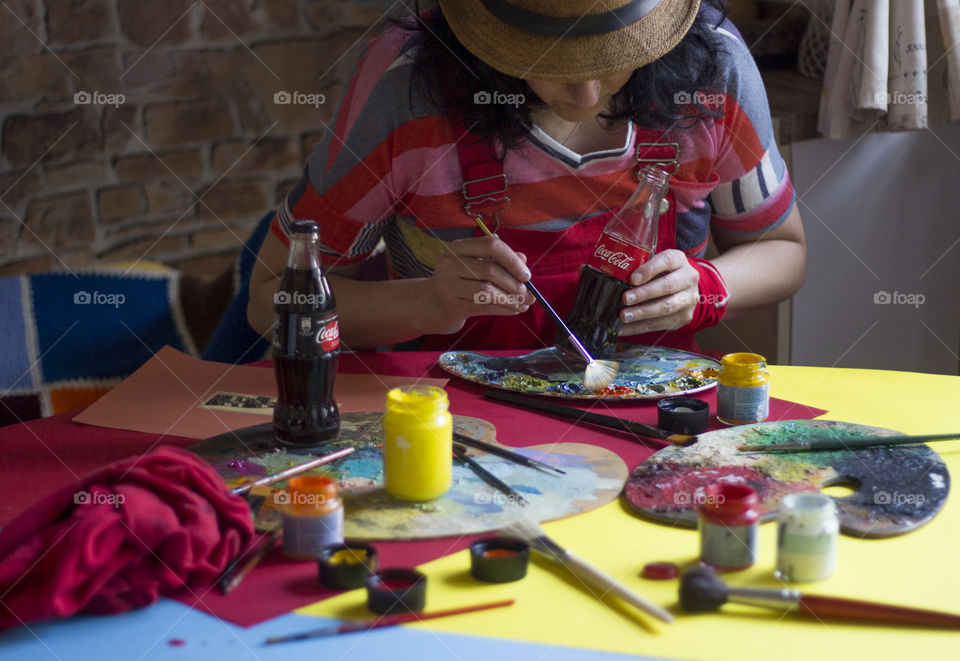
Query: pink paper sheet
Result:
<box><xmin>72</xmin><ymin>346</ymin><xmax>447</xmax><ymax>439</ymax></box>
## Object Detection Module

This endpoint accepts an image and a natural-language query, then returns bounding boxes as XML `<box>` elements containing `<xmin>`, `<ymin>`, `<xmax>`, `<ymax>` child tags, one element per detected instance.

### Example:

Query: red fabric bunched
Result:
<box><xmin>685</xmin><ymin>256</ymin><xmax>730</xmax><ymax>331</ymax></box>
<box><xmin>0</xmin><ymin>445</ymin><xmax>254</xmax><ymax>631</ymax></box>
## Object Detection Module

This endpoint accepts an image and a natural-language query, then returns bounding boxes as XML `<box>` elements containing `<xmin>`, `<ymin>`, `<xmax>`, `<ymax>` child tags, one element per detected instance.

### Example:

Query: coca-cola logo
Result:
<box><xmin>593</xmin><ymin>244</ymin><xmax>634</xmax><ymax>270</ymax></box>
<box><xmin>316</xmin><ymin>319</ymin><xmax>340</xmax><ymax>352</ymax></box>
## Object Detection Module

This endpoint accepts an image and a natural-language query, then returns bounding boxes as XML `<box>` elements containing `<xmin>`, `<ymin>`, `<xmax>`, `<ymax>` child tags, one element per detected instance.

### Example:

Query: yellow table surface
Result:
<box><xmin>298</xmin><ymin>366</ymin><xmax>960</xmax><ymax>659</ymax></box>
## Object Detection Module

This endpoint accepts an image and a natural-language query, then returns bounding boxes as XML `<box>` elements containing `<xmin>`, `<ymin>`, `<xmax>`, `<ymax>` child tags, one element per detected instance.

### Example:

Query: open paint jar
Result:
<box><xmin>383</xmin><ymin>386</ymin><xmax>453</xmax><ymax>501</ymax></box>
<box><xmin>318</xmin><ymin>542</ymin><xmax>378</xmax><ymax>590</ymax></box>
<box><xmin>469</xmin><ymin>537</ymin><xmax>530</xmax><ymax>583</ymax></box>
<box><xmin>366</xmin><ymin>568</ymin><xmax>427</xmax><ymax>615</ymax></box>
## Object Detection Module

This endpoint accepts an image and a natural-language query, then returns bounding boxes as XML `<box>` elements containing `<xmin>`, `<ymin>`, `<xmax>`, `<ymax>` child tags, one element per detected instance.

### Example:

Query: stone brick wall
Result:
<box><xmin>0</xmin><ymin>0</ymin><xmax>396</xmax><ymax>278</ymax></box>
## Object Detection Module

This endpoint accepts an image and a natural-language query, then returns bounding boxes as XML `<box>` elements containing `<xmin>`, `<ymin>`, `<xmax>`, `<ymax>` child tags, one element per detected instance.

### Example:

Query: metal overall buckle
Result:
<box><xmin>462</xmin><ymin>173</ymin><xmax>510</xmax><ymax>233</ymax></box>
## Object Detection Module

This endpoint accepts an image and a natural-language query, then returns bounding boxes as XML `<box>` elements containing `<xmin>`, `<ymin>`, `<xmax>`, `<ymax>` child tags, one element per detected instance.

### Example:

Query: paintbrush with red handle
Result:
<box><xmin>680</xmin><ymin>567</ymin><xmax>960</xmax><ymax>627</ymax></box>
<box><xmin>264</xmin><ymin>599</ymin><xmax>515</xmax><ymax>644</ymax></box>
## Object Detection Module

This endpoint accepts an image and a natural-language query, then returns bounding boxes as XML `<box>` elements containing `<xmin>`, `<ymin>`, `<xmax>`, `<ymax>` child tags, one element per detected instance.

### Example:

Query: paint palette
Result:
<box><xmin>192</xmin><ymin>412</ymin><xmax>628</xmax><ymax>540</ymax></box>
<box><xmin>624</xmin><ymin>420</ymin><xmax>950</xmax><ymax>538</ymax></box>
<box><xmin>439</xmin><ymin>345</ymin><xmax>719</xmax><ymax>399</ymax></box>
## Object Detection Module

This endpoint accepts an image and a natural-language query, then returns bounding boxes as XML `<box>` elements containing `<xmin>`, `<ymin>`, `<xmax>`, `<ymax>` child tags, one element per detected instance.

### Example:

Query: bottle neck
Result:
<box><xmin>287</xmin><ymin>233</ymin><xmax>322</xmax><ymax>270</ymax></box>
<box><xmin>604</xmin><ymin>166</ymin><xmax>670</xmax><ymax>249</ymax></box>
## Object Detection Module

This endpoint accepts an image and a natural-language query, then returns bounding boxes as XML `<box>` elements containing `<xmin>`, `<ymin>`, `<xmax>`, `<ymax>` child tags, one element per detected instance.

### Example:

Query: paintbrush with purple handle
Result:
<box><xmin>230</xmin><ymin>447</ymin><xmax>354</xmax><ymax>495</ymax></box>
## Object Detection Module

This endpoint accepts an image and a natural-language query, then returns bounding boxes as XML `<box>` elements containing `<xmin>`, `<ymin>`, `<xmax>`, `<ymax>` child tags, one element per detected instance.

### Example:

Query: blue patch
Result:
<box><xmin>0</xmin><ymin>277</ymin><xmax>33</xmax><ymax>391</ymax></box>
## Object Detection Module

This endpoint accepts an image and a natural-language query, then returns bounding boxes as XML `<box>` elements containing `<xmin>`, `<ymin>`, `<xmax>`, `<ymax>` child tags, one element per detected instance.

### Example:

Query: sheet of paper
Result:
<box><xmin>72</xmin><ymin>346</ymin><xmax>448</xmax><ymax>439</ymax></box>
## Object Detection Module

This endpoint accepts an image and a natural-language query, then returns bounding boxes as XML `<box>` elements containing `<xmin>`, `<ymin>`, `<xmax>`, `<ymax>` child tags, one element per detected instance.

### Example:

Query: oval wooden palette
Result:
<box><xmin>191</xmin><ymin>412</ymin><xmax>628</xmax><ymax>540</ymax></box>
<box><xmin>623</xmin><ymin>420</ymin><xmax>950</xmax><ymax>538</ymax></box>
<box><xmin>439</xmin><ymin>345</ymin><xmax>719</xmax><ymax>400</ymax></box>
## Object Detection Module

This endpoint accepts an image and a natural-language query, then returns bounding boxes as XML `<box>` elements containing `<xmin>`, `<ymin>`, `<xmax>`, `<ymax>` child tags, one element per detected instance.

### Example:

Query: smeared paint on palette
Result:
<box><xmin>623</xmin><ymin>420</ymin><xmax>950</xmax><ymax>538</ymax></box>
<box><xmin>191</xmin><ymin>413</ymin><xmax>627</xmax><ymax>540</ymax></box>
<box><xmin>439</xmin><ymin>345</ymin><xmax>719</xmax><ymax>399</ymax></box>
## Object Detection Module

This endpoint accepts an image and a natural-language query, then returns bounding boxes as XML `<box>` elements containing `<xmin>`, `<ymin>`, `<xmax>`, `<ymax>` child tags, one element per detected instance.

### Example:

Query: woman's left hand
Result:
<box><xmin>618</xmin><ymin>249</ymin><xmax>700</xmax><ymax>335</ymax></box>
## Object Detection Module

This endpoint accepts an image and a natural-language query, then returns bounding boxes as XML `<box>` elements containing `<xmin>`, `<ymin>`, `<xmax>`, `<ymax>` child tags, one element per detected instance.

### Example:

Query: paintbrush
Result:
<box><xmin>264</xmin><ymin>599</ymin><xmax>515</xmax><ymax>644</ymax></box>
<box><xmin>471</xmin><ymin>215</ymin><xmax>618</xmax><ymax>391</ymax></box>
<box><xmin>502</xmin><ymin>517</ymin><xmax>673</xmax><ymax>624</ymax></box>
<box><xmin>230</xmin><ymin>447</ymin><xmax>355</xmax><ymax>495</ymax></box>
<box><xmin>738</xmin><ymin>432</ymin><xmax>960</xmax><ymax>454</ymax></box>
<box><xmin>217</xmin><ymin>527</ymin><xmax>281</xmax><ymax>594</ymax></box>
<box><xmin>484</xmin><ymin>389</ymin><xmax>697</xmax><ymax>446</ymax></box>
<box><xmin>679</xmin><ymin>566</ymin><xmax>960</xmax><ymax>628</ymax></box>
<box><xmin>454</xmin><ymin>444</ymin><xmax>529</xmax><ymax>506</ymax></box>
<box><xmin>453</xmin><ymin>430</ymin><xmax>565</xmax><ymax>475</ymax></box>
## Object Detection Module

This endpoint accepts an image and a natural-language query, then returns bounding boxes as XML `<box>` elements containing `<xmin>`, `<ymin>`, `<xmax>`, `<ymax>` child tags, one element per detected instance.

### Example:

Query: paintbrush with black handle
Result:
<box><xmin>454</xmin><ymin>444</ymin><xmax>529</xmax><ymax>506</ymax></box>
<box><xmin>484</xmin><ymin>390</ymin><xmax>697</xmax><ymax>446</ymax></box>
<box><xmin>680</xmin><ymin>566</ymin><xmax>960</xmax><ymax>628</ymax></box>
<box><xmin>453</xmin><ymin>430</ymin><xmax>565</xmax><ymax>475</ymax></box>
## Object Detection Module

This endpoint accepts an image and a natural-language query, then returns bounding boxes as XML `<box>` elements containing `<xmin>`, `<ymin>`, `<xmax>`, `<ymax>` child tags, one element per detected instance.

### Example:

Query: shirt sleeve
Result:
<box><xmin>270</xmin><ymin>25</ymin><xmax>417</xmax><ymax>266</ymax></box>
<box><xmin>706</xmin><ymin>24</ymin><xmax>797</xmax><ymax>238</ymax></box>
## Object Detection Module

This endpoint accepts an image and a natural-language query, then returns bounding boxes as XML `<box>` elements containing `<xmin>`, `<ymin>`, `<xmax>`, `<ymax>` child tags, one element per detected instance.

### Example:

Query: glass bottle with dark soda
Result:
<box><xmin>273</xmin><ymin>220</ymin><xmax>341</xmax><ymax>446</ymax></box>
<box><xmin>557</xmin><ymin>166</ymin><xmax>670</xmax><ymax>358</ymax></box>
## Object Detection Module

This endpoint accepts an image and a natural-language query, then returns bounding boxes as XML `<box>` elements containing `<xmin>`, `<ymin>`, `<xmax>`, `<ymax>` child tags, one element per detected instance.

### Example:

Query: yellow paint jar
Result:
<box><xmin>383</xmin><ymin>385</ymin><xmax>453</xmax><ymax>501</ymax></box>
<box><xmin>717</xmin><ymin>353</ymin><xmax>770</xmax><ymax>425</ymax></box>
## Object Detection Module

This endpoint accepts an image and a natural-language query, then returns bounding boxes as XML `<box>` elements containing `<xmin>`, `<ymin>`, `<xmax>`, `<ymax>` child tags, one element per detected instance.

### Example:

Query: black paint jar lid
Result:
<box><xmin>366</xmin><ymin>568</ymin><xmax>427</xmax><ymax>615</ymax></box>
<box><xmin>318</xmin><ymin>542</ymin><xmax>378</xmax><ymax>590</ymax></box>
<box><xmin>657</xmin><ymin>397</ymin><xmax>709</xmax><ymax>434</ymax></box>
<box><xmin>469</xmin><ymin>536</ymin><xmax>530</xmax><ymax>583</ymax></box>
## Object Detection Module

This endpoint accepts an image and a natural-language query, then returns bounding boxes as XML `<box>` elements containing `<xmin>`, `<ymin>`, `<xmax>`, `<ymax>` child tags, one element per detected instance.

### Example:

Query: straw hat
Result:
<box><xmin>438</xmin><ymin>0</ymin><xmax>702</xmax><ymax>81</ymax></box>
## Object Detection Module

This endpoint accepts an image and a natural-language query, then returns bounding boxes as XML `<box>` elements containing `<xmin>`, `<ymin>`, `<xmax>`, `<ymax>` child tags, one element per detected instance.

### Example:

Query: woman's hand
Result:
<box><xmin>618</xmin><ymin>249</ymin><xmax>699</xmax><ymax>335</ymax></box>
<box><xmin>425</xmin><ymin>237</ymin><xmax>536</xmax><ymax>335</ymax></box>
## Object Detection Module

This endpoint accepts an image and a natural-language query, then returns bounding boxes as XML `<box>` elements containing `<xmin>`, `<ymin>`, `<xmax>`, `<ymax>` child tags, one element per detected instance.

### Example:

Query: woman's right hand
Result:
<box><xmin>424</xmin><ymin>236</ymin><xmax>536</xmax><ymax>335</ymax></box>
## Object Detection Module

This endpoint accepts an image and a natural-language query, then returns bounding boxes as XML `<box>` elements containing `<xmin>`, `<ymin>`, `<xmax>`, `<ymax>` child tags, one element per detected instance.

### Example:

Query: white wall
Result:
<box><xmin>790</xmin><ymin>122</ymin><xmax>960</xmax><ymax>374</ymax></box>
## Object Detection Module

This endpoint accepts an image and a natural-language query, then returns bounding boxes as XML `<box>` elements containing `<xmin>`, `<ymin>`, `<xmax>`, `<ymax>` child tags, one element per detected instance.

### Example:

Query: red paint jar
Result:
<box><xmin>698</xmin><ymin>482</ymin><xmax>760</xmax><ymax>571</ymax></box>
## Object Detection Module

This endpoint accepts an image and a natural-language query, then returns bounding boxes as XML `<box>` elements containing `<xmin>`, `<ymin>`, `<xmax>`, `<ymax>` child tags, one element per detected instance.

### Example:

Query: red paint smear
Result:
<box><xmin>168</xmin><ymin>639</ymin><xmax>186</xmax><ymax>646</ymax></box>
<box><xmin>625</xmin><ymin>462</ymin><xmax>809</xmax><ymax>513</ymax></box>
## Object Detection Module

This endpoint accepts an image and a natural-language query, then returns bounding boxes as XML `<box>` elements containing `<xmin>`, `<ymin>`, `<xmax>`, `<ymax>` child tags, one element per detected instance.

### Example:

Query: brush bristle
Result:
<box><xmin>501</xmin><ymin>517</ymin><xmax>564</xmax><ymax>558</ymax></box>
<box><xmin>679</xmin><ymin>567</ymin><xmax>729</xmax><ymax>612</ymax></box>
<box><xmin>583</xmin><ymin>360</ymin><xmax>619</xmax><ymax>391</ymax></box>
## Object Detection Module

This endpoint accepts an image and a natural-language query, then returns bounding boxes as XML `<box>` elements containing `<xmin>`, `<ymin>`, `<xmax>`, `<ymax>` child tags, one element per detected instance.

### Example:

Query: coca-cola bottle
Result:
<box><xmin>273</xmin><ymin>220</ymin><xmax>341</xmax><ymax>446</ymax></box>
<box><xmin>557</xmin><ymin>166</ymin><xmax>670</xmax><ymax>358</ymax></box>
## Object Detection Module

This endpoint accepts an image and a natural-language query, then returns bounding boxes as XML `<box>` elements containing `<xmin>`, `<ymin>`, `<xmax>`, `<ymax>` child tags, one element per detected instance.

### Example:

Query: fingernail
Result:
<box><xmin>625</xmin><ymin>293</ymin><xmax>636</xmax><ymax>304</ymax></box>
<box><xmin>623</xmin><ymin>311</ymin><xmax>634</xmax><ymax>322</ymax></box>
<box><xmin>631</xmin><ymin>274</ymin><xmax>643</xmax><ymax>286</ymax></box>
<box><xmin>523</xmin><ymin>267</ymin><xmax>531</xmax><ymax>280</ymax></box>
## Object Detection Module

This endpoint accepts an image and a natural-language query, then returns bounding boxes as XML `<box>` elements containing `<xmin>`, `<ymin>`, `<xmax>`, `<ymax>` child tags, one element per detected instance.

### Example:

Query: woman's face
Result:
<box><xmin>525</xmin><ymin>72</ymin><xmax>634</xmax><ymax>121</ymax></box>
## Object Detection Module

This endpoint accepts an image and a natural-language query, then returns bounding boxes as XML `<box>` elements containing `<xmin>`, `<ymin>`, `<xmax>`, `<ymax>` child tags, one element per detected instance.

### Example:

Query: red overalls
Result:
<box><xmin>420</xmin><ymin>124</ymin><xmax>698</xmax><ymax>353</ymax></box>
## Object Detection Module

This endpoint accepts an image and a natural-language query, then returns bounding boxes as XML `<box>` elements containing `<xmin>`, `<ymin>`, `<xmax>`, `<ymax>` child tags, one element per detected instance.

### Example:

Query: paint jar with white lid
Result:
<box><xmin>775</xmin><ymin>492</ymin><xmax>838</xmax><ymax>582</ymax></box>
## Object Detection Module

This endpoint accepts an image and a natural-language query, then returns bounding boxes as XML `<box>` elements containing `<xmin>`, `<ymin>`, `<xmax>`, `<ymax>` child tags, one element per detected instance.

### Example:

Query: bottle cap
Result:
<box><xmin>657</xmin><ymin>397</ymin><xmax>709</xmax><ymax>434</ymax></box>
<box><xmin>469</xmin><ymin>537</ymin><xmax>529</xmax><ymax>583</ymax></box>
<box><xmin>285</xmin><ymin>474</ymin><xmax>339</xmax><ymax>515</ymax></box>
<box><xmin>318</xmin><ymin>542</ymin><xmax>378</xmax><ymax>590</ymax></box>
<box><xmin>366</xmin><ymin>568</ymin><xmax>427</xmax><ymax>615</ymax></box>
<box><xmin>290</xmin><ymin>219</ymin><xmax>319</xmax><ymax>234</ymax></box>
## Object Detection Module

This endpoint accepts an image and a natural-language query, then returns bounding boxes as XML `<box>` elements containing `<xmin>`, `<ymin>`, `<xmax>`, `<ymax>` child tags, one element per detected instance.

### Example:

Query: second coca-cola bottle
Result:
<box><xmin>557</xmin><ymin>166</ymin><xmax>670</xmax><ymax>358</ymax></box>
<box><xmin>273</xmin><ymin>220</ymin><xmax>341</xmax><ymax>446</ymax></box>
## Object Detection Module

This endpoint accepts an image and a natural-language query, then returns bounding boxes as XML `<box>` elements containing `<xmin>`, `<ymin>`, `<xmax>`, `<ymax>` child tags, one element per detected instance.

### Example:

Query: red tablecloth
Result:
<box><xmin>0</xmin><ymin>351</ymin><xmax>826</xmax><ymax>626</ymax></box>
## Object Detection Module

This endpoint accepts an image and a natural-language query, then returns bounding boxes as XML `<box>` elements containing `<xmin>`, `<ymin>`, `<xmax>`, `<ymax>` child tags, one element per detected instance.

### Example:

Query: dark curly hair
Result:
<box><xmin>400</xmin><ymin>1</ymin><xmax>729</xmax><ymax>149</ymax></box>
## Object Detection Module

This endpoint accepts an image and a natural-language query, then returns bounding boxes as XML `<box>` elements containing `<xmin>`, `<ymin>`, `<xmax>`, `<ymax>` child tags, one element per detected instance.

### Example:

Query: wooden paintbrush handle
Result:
<box><xmin>560</xmin><ymin>551</ymin><xmax>674</xmax><ymax>623</ymax></box>
<box><xmin>797</xmin><ymin>594</ymin><xmax>960</xmax><ymax>628</ymax></box>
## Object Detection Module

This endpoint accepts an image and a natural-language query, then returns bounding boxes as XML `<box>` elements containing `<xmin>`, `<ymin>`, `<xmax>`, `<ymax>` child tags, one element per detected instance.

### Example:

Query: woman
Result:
<box><xmin>248</xmin><ymin>0</ymin><xmax>805</xmax><ymax>352</ymax></box>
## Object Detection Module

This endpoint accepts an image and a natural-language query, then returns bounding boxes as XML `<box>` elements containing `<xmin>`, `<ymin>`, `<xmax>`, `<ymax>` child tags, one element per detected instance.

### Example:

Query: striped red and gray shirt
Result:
<box><xmin>271</xmin><ymin>17</ymin><xmax>795</xmax><ymax>278</ymax></box>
